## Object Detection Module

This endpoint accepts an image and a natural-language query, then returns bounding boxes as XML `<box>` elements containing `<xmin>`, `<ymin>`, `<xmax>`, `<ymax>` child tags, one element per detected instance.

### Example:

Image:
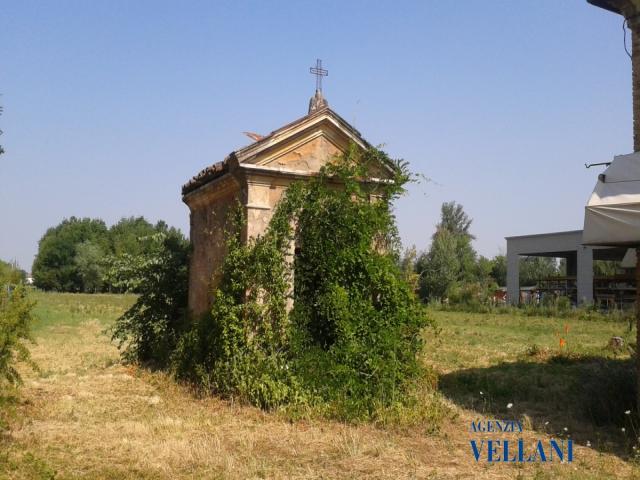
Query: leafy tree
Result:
<box><xmin>74</xmin><ymin>241</ymin><xmax>106</xmax><ymax>293</ymax></box>
<box><xmin>32</xmin><ymin>217</ymin><xmax>109</xmax><ymax>292</ymax></box>
<box><xmin>417</xmin><ymin>201</ymin><xmax>485</xmax><ymax>301</ymax></box>
<box><xmin>109</xmin><ymin>216</ymin><xmax>158</xmax><ymax>257</ymax></box>
<box><xmin>438</xmin><ymin>202</ymin><xmax>478</xmax><ymax>283</ymax></box>
<box><xmin>417</xmin><ymin>229</ymin><xmax>460</xmax><ymax>300</ymax></box>
<box><xmin>110</xmin><ymin>230</ymin><xmax>189</xmax><ymax>367</ymax></box>
<box><xmin>519</xmin><ymin>256</ymin><xmax>559</xmax><ymax>286</ymax></box>
<box><xmin>475</xmin><ymin>255</ymin><xmax>495</xmax><ymax>282</ymax></box>
<box><xmin>32</xmin><ymin>215</ymin><xmax>178</xmax><ymax>293</ymax></box>
<box><xmin>0</xmin><ymin>285</ymin><xmax>36</xmax><ymax>385</ymax></box>
<box><xmin>456</xmin><ymin>234</ymin><xmax>479</xmax><ymax>282</ymax></box>
<box><xmin>594</xmin><ymin>260</ymin><xmax>619</xmax><ymax>276</ymax></box>
<box><xmin>490</xmin><ymin>254</ymin><xmax>507</xmax><ymax>286</ymax></box>
<box><xmin>438</xmin><ymin>201</ymin><xmax>475</xmax><ymax>239</ymax></box>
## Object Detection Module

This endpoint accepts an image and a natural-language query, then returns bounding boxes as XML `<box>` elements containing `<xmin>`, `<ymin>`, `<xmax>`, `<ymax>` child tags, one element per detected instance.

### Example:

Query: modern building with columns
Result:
<box><xmin>504</xmin><ymin>0</ymin><xmax>640</xmax><ymax>307</ymax></box>
<box><xmin>506</xmin><ymin>230</ymin><xmax>631</xmax><ymax>305</ymax></box>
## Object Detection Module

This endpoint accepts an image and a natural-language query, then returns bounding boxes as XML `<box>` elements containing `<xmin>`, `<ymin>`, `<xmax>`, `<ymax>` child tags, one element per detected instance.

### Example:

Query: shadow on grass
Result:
<box><xmin>439</xmin><ymin>354</ymin><xmax>638</xmax><ymax>458</ymax></box>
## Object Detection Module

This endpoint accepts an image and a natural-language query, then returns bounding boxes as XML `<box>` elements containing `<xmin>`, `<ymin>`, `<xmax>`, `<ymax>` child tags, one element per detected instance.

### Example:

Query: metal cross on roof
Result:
<box><xmin>309</xmin><ymin>59</ymin><xmax>328</xmax><ymax>92</ymax></box>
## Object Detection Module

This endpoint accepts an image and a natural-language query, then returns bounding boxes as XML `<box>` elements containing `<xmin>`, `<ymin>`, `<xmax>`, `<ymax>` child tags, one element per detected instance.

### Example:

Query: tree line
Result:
<box><xmin>401</xmin><ymin>201</ymin><xmax>566</xmax><ymax>304</ymax></box>
<box><xmin>29</xmin><ymin>205</ymin><xmax>568</xmax><ymax>299</ymax></box>
<box><xmin>32</xmin><ymin>216</ymin><xmax>185</xmax><ymax>292</ymax></box>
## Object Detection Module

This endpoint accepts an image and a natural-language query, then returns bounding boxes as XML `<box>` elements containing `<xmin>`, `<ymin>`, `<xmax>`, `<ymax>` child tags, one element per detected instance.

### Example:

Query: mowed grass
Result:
<box><xmin>1</xmin><ymin>293</ymin><xmax>639</xmax><ymax>479</ymax></box>
<box><xmin>424</xmin><ymin>309</ymin><xmax>638</xmax><ymax>457</ymax></box>
<box><xmin>30</xmin><ymin>291</ymin><xmax>137</xmax><ymax>332</ymax></box>
<box><xmin>423</xmin><ymin>310</ymin><xmax>634</xmax><ymax>372</ymax></box>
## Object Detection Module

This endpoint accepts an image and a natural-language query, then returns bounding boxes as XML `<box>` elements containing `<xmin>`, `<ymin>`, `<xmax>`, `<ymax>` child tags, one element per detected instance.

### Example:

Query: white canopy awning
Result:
<box><xmin>583</xmin><ymin>152</ymin><xmax>640</xmax><ymax>247</ymax></box>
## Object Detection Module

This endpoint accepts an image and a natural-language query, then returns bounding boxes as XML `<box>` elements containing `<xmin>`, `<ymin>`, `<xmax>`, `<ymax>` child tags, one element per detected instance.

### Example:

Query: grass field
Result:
<box><xmin>2</xmin><ymin>292</ymin><xmax>640</xmax><ymax>479</ymax></box>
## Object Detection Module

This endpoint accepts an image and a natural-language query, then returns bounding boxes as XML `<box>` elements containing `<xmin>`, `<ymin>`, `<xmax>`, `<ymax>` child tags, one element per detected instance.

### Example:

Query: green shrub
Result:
<box><xmin>174</xmin><ymin>146</ymin><xmax>433</xmax><ymax>420</ymax></box>
<box><xmin>110</xmin><ymin>230</ymin><xmax>189</xmax><ymax>368</ymax></box>
<box><xmin>172</xmin><ymin>204</ymin><xmax>304</xmax><ymax>409</ymax></box>
<box><xmin>445</xmin><ymin>281</ymin><xmax>496</xmax><ymax>310</ymax></box>
<box><xmin>0</xmin><ymin>285</ymin><xmax>36</xmax><ymax>385</ymax></box>
<box><xmin>0</xmin><ymin>260</ymin><xmax>26</xmax><ymax>287</ymax></box>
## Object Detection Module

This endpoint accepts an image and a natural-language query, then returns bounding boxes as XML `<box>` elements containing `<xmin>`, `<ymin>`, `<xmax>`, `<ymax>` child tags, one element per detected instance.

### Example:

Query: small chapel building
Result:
<box><xmin>181</xmin><ymin>86</ymin><xmax>395</xmax><ymax>316</ymax></box>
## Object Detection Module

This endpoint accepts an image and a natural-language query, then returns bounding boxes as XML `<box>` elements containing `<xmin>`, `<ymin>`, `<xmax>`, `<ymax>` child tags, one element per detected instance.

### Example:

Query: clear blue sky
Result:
<box><xmin>0</xmin><ymin>0</ymin><xmax>631</xmax><ymax>271</ymax></box>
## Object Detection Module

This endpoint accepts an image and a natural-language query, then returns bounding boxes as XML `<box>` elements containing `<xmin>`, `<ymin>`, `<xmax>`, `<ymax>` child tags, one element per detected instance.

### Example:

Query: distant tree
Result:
<box><xmin>74</xmin><ymin>241</ymin><xmax>106</xmax><ymax>292</ymax></box>
<box><xmin>519</xmin><ymin>257</ymin><xmax>559</xmax><ymax>287</ymax></box>
<box><xmin>594</xmin><ymin>260</ymin><xmax>619</xmax><ymax>276</ymax></box>
<box><xmin>475</xmin><ymin>255</ymin><xmax>494</xmax><ymax>282</ymax></box>
<box><xmin>104</xmin><ymin>218</ymin><xmax>186</xmax><ymax>293</ymax></box>
<box><xmin>398</xmin><ymin>246</ymin><xmax>419</xmax><ymax>293</ymax></box>
<box><xmin>32</xmin><ymin>217</ymin><xmax>109</xmax><ymax>291</ymax></box>
<box><xmin>456</xmin><ymin>234</ymin><xmax>478</xmax><ymax>282</ymax></box>
<box><xmin>109</xmin><ymin>216</ymin><xmax>158</xmax><ymax>257</ymax></box>
<box><xmin>32</xmin><ymin>216</ymin><xmax>182</xmax><ymax>293</ymax></box>
<box><xmin>417</xmin><ymin>229</ymin><xmax>460</xmax><ymax>300</ymax></box>
<box><xmin>438</xmin><ymin>202</ymin><xmax>478</xmax><ymax>281</ymax></box>
<box><xmin>490</xmin><ymin>254</ymin><xmax>507</xmax><ymax>286</ymax></box>
<box><xmin>438</xmin><ymin>201</ymin><xmax>475</xmax><ymax>239</ymax></box>
<box><xmin>417</xmin><ymin>202</ymin><xmax>484</xmax><ymax>301</ymax></box>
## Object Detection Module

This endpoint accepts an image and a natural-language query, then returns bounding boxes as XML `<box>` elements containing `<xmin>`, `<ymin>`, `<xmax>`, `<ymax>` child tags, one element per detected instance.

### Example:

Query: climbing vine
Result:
<box><xmin>173</xmin><ymin>145</ymin><xmax>432</xmax><ymax>420</ymax></box>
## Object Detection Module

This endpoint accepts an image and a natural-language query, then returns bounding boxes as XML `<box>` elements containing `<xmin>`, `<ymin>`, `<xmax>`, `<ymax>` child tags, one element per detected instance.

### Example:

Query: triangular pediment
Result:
<box><xmin>256</xmin><ymin>132</ymin><xmax>343</xmax><ymax>172</ymax></box>
<box><xmin>182</xmin><ymin>108</ymin><xmax>395</xmax><ymax>197</ymax></box>
<box><xmin>246</xmin><ymin>125</ymin><xmax>350</xmax><ymax>172</ymax></box>
<box><xmin>234</xmin><ymin>108</ymin><xmax>395</xmax><ymax>178</ymax></box>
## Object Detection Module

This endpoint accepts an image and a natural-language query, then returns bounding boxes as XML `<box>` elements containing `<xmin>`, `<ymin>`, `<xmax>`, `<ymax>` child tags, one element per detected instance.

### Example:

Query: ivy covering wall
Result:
<box><xmin>115</xmin><ymin>146</ymin><xmax>433</xmax><ymax>421</ymax></box>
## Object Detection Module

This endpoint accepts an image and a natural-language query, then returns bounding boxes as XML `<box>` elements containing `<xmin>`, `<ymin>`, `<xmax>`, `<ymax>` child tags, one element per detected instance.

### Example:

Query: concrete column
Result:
<box><xmin>577</xmin><ymin>246</ymin><xmax>594</xmax><ymax>305</ymax></box>
<box><xmin>566</xmin><ymin>252</ymin><xmax>577</xmax><ymax>276</ymax></box>
<box><xmin>506</xmin><ymin>246</ymin><xmax>520</xmax><ymax>305</ymax></box>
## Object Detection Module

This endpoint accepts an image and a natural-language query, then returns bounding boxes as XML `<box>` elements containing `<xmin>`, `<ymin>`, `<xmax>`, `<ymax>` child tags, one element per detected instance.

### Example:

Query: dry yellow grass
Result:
<box><xmin>1</xmin><ymin>294</ymin><xmax>639</xmax><ymax>479</ymax></box>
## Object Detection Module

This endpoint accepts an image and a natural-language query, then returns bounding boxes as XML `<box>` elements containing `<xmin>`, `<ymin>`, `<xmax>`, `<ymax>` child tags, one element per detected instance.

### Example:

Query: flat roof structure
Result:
<box><xmin>506</xmin><ymin>230</ymin><xmax>628</xmax><ymax>305</ymax></box>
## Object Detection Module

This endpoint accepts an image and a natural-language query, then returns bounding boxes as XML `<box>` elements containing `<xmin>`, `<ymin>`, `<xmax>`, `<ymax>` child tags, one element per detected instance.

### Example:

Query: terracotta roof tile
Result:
<box><xmin>181</xmin><ymin>158</ymin><xmax>230</xmax><ymax>195</ymax></box>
